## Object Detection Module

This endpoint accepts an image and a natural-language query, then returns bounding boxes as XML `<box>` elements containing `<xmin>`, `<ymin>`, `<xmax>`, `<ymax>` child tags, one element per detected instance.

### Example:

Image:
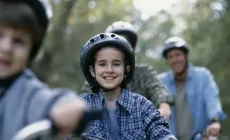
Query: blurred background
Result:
<box><xmin>34</xmin><ymin>0</ymin><xmax>230</xmax><ymax>137</ymax></box>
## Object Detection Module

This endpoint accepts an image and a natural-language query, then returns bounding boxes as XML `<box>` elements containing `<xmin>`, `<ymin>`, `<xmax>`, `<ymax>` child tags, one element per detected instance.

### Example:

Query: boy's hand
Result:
<box><xmin>49</xmin><ymin>98</ymin><xmax>86</xmax><ymax>136</ymax></box>
<box><xmin>158</xmin><ymin>103</ymin><xmax>171</xmax><ymax>121</ymax></box>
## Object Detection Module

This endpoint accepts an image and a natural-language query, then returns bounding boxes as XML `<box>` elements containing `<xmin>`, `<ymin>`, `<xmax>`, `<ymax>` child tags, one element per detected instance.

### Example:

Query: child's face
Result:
<box><xmin>0</xmin><ymin>24</ymin><xmax>32</xmax><ymax>79</ymax></box>
<box><xmin>90</xmin><ymin>47</ymin><xmax>126</xmax><ymax>90</ymax></box>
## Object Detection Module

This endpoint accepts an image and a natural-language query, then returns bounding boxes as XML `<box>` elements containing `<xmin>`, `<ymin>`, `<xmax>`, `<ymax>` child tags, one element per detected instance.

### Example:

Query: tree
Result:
<box><xmin>33</xmin><ymin>0</ymin><xmax>134</xmax><ymax>91</ymax></box>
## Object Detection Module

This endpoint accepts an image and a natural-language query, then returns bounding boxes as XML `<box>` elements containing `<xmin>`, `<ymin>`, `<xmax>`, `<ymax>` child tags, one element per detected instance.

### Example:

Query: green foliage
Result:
<box><xmin>33</xmin><ymin>0</ymin><xmax>134</xmax><ymax>91</ymax></box>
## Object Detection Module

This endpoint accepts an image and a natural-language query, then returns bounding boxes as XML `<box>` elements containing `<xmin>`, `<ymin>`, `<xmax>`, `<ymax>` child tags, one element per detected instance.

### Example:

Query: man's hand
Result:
<box><xmin>50</xmin><ymin>98</ymin><xmax>86</xmax><ymax>136</ymax></box>
<box><xmin>206</xmin><ymin>122</ymin><xmax>221</xmax><ymax>136</ymax></box>
<box><xmin>158</xmin><ymin>103</ymin><xmax>171</xmax><ymax>121</ymax></box>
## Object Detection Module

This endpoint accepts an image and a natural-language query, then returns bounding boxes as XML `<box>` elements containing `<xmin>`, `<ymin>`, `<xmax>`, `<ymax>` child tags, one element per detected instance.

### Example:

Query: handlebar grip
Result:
<box><xmin>74</xmin><ymin>108</ymin><xmax>104</xmax><ymax>135</ymax></box>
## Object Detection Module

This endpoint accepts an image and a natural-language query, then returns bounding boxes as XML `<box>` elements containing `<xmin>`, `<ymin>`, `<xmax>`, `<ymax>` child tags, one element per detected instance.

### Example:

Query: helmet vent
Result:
<box><xmin>90</xmin><ymin>39</ymin><xmax>95</xmax><ymax>42</ymax></box>
<box><xmin>111</xmin><ymin>34</ymin><xmax>116</xmax><ymax>38</ymax></box>
<box><xmin>99</xmin><ymin>34</ymin><xmax>104</xmax><ymax>39</ymax></box>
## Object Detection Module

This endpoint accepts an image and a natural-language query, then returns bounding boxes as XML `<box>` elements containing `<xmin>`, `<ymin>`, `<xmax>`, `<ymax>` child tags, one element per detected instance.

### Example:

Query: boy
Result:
<box><xmin>0</xmin><ymin>0</ymin><xmax>88</xmax><ymax>139</ymax></box>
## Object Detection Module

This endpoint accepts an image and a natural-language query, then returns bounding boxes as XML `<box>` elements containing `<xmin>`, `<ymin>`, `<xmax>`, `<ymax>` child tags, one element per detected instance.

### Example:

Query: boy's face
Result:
<box><xmin>90</xmin><ymin>47</ymin><xmax>126</xmax><ymax>90</ymax></box>
<box><xmin>0</xmin><ymin>24</ymin><xmax>32</xmax><ymax>79</ymax></box>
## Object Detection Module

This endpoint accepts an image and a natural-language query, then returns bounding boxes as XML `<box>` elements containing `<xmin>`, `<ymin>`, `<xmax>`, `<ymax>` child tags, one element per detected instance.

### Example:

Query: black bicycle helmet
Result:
<box><xmin>162</xmin><ymin>36</ymin><xmax>189</xmax><ymax>58</ymax></box>
<box><xmin>80</xmin><ymin>33</ymin><xmax>135</xmax><ymax>88</ymax></box>
<box><xmin>105</xmin><ymin>21</ymin><xmax>138</xmax><ymax>48</ymax></box>
<box><xmin>1</xmin><ymin>0</ymin><xmax>49</xmax><ymax>61</ymax></box>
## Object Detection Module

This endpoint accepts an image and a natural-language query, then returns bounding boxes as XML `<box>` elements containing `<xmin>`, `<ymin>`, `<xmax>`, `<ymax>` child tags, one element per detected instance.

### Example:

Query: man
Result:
<box><xmin>158</xmin><ymin>36</ymin><xmax>226</xmax><ymax>140</ymax></box>
<box><xmin>81</xmin><ymin>21</ymin><xmax>172</xmax><ymax>120</ymax></box>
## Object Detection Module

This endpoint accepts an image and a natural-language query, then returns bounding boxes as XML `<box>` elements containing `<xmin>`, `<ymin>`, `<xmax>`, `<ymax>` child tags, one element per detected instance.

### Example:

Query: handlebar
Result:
<box><xmin>11</xmin><ymin>108</ymin><xmax>104</xmax><ymax>140</ymax></box>
<box><xmin>11</xmin><ymin>120</ymin><xmax>52</xmax><ymax>140</ymax></box>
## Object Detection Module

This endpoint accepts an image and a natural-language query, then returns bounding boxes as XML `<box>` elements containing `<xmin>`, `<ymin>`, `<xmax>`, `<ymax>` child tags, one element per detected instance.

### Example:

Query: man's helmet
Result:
<box><xmin>80</xmin><ymin>33</ymin><xmax>135</xmax><ymax>88</ymax></box>
<box><xmin>105</xmin><ymin>21</ymin><xmax>138</xmax><ymax>48</ymax></box>
<box><xmin>162</xmin><ymin>36</ymin><xmax>189</xmax><ymax>58</ymax></box>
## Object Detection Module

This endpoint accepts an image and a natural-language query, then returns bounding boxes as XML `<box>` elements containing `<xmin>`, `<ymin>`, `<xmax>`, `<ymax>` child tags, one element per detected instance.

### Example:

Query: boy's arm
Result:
<box><xmin>27</xmin><ymin>88</ymin><xmax>86</xmax><ymax>135</ymax></box>
<box><xmin>26</xmin><ymin>88</ymin><xmax>78</xmax><ymax>122</ymax></box>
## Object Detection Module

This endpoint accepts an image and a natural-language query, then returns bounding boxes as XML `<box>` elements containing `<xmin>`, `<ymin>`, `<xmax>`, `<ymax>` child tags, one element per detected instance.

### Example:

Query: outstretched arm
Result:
<box><xmin>144</xmin><ymin>65</ymin><xmax>171</xmax><ymax>120</ymax></box>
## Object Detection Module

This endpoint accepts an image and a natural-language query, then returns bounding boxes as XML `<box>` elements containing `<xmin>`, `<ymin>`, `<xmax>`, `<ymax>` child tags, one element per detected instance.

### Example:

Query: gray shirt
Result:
<box><xmin>0</xmin><ymin>68</ymin><xmax>78</xmax><ymax>140</ymax></box>
<box><xmin>174</xmin><ymin>81</ymin><xmax>193</xmax><ymax>140</ymax></box>
<box><xmin>107</xmin><ymin>108</ymin><xmax>118</xmax><ymax>140</ymax></box>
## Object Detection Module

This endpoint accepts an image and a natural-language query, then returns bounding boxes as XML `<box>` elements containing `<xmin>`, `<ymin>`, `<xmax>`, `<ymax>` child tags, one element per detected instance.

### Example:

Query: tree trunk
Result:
<box><xmin>32</xmin><ymin>0</ymin><xmax>78</xmax><ymax>85</ymax></box>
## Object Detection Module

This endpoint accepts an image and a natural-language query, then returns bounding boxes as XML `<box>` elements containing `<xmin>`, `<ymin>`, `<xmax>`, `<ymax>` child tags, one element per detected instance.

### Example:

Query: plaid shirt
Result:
<box><xmin>80</xmin><ymin>88</ymin><xmax>176</xmax><ymax>140</ymax></box>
